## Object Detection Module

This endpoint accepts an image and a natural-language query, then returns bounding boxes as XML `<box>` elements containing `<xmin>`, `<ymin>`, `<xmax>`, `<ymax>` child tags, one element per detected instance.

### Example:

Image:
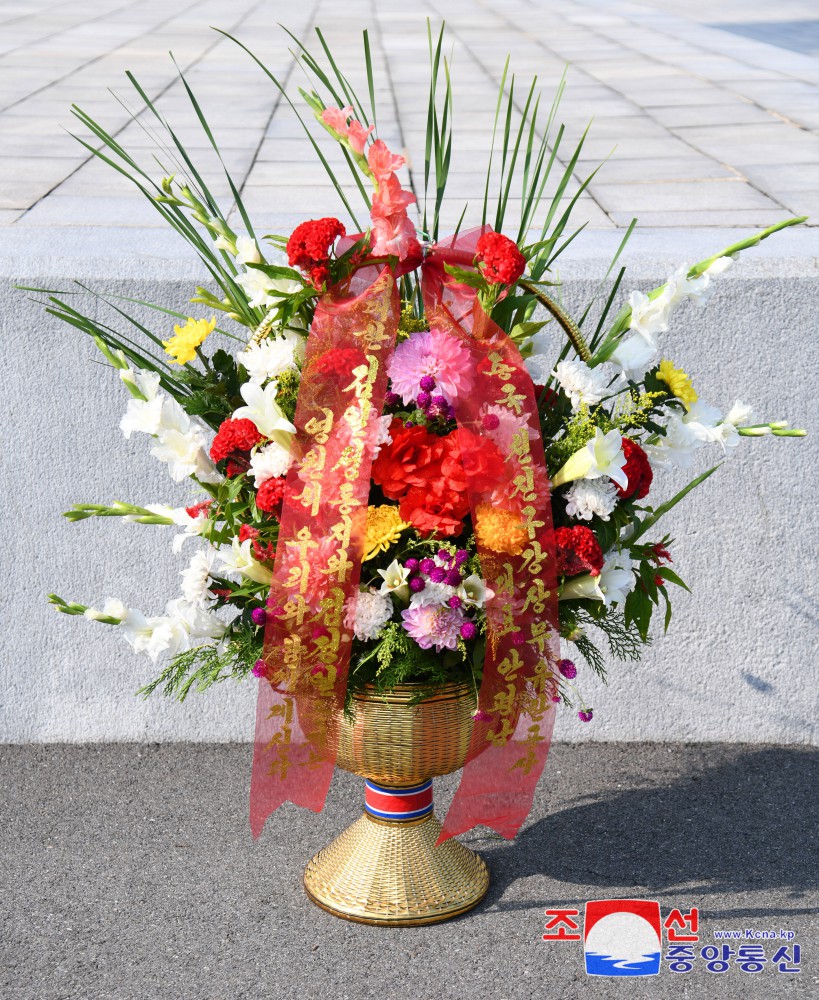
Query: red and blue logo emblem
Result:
<box><xmin>364</xmin><ymin>780</ymin><xmax>434</xmax><ymax>821</ymax></box>
<box><xmin>584</xmin><ymin>899</ymin><xmax>662</xmax><ymax>976</ymax></box>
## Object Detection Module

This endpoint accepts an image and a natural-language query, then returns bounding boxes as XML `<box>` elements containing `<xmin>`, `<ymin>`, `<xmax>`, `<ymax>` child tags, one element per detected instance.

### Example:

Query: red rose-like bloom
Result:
<box><xmin>311</xmin><ymin>347</ymin><xmax>367</xmax><ymax>380</ymax></box>
<box><xmin>286</xmin><ymin>217</ymin><xmax>346</xmax><ymax>270</ymax></box>
<box><xmin>210</xmin><ymin>418</ymin><xmax>262</xmax><ymax>463</ymax></box>
<box><xmin>616</xmin><ymin>437</ymin><xmax>653</xmax><ymax>501</ymax></box>
<box><xmin>440</xmin><ymin>428</ymin><xmax>508</xmax><ymax>496</ymax></box>
<box><xmin>475</xmin><ymin>231</ymin><xmax>526</xmax><ymax>285</ymax></box>
<box><xmin>555</xmin><ymin>526</ymin><xmax>604</xmax><ymax>578</ymax></box>
<box><xmin>399</xmin><ymin>480</ymin><xmax>470</xmax><ymax>538</ymax></box>
<box><xmin>372</xmin><ymin>420</ymin><xmax>447</xmax><ymax>499</ymax></box>
<box><xmin>256</xmin><ymin>477</ymin><xmax>287</xmax><ymax>514</ymax></box>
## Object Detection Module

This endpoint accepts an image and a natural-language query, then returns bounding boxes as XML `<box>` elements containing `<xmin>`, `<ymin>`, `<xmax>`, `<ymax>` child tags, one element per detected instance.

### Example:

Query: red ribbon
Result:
<box><xmin>250</xmin><ymin>229</ymin><xmax>559</xmax><ymax>842</ymax></box>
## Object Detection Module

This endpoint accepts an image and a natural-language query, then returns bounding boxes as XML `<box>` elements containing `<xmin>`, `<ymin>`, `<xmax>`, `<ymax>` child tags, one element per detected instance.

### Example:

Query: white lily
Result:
<box><xmin>232</xmin><ymin>381</ymin><xmax>297</xmax><ymax>447</ymax></box>
<box><xmin>560</xmin><ymin>550</ymin><xmax>636</xmax><ymax>608</ymax></box>
<box><xmin>377</xmin><ymin>559</ymin><xmax>411</xmax><ymax>602</ymax></box>
<box><xmin>218</xmin><ymin>538</ymin><xmax>273</xmax><ymax>585</ymax></box>
<box><xmin>552</xmin><ymin>428</ymin><xmax>628</xmax><ymax>490</ymax></box>
<box><xmin>457</xmin><ymin>574</ymin><xmax>495</xmax><ymax>609</ymax></box>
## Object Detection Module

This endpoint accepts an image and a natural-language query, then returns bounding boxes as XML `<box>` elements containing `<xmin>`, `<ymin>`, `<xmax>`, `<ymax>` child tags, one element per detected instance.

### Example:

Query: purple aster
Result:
<box><xmin>404</xmin><ymin>558</ymin><xmax>419</xmax><ymax>572</ymax></box>
<box><xmin>384</xmin><ymin>391</ymin><xmax>401</xmax><ymax>407</ymax></box>
<box><xmin>482</xmin><ymin>413</ymin><xmax>500</xmax><ymax>430</ymax></box>
<box><xmin>455</xmin><ymin>549</ymin><xmax>469</xmax><ymax>566</ymax></box>
<box><xmin>251</xmin><ymin>607</ymin><xmax>267</xmax><ymax>626</ymax></box>
<box><xmin>416</xmin><ymin>391</ymin><xmax>432</xmax><ymax>409</ymax></box>
<box><xmin>448</xmin><ymin>595</ymin><xmax>463</xmax><ymax>609</ymax></box>
<box><xmin>401</xmin><ymin>605</ymin><xmax>465</xmax><ymax>652</ymax></box>
<box><xmin>252</xmin><ymin>659</ymin><xmax>266</xmax><ymax>678</ymax></box>
<box><xmin>387</xmin><ymin>329</ymin><xmax>474</xmax><ymax>406</ymax></box>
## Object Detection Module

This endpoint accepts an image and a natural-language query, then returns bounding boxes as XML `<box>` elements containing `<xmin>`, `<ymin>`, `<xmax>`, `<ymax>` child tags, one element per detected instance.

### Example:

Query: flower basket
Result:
<box><xmin>304</xmin><ymin>682</ymin><xmax>490</xmax><ymax>925</ymax></box>
<box><xmin>40</xmin><ymin>23</ymin><xmax>806</xmax><ymax>925</ymax></box>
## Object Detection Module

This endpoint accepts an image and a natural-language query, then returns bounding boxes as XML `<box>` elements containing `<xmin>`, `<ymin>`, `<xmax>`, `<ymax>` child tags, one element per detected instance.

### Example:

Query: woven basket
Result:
<box><xmin>303</xmin><ymin>681</ymin><xmax>490</xmax><ymax>925</ymax></box>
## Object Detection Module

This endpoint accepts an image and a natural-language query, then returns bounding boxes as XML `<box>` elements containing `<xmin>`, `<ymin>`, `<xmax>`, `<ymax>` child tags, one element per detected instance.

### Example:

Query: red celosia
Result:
<box><xmin>616</xmin><ymin>437</ymin><xmax>653</xmax><ymax>501</ymax></box>
<box><xmin>210</xmin><ymin>418</ymin><xmax>262</xmax><ymax>463</ymax></box>
<box><xmin>555</xmin><ymin>525</ymin><xmax>604</xmax><ymax>578</ymax></box>
<box><xmin>256</xmin><ymin>477</ymin><xmax>287</xmax><ymax>514</ymax></box>
<box><xmin>475</xmin><ymin>231</ymin><xmax>526</xmax><ymax>285</ymax></box>
<box><xmin>225</xmin><ymin>459</ymin><xmax>248</xmax><ymax>478</ymax></box>
<box><xmin>238</xmin><ymin>524</ymin><xmax>259</xmax><ymax>544</ymax></box>
<box><xmin>650</xmin><ymin>542</ymin><xmax>673</xmax><ymax>564</ymax></box>
<box><xmin>312</xmin><ymin>347</ymin><xmax>367</xmax><ymax>380</ymax></box>
<box><xmin>286</xmin><ymin>217</ymin><xmax>346</xmax><ymax>271</ymax></box>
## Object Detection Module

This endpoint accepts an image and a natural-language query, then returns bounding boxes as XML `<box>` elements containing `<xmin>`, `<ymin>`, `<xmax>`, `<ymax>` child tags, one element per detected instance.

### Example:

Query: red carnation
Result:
<box><xmin>372</xmin><ymin>420</ymin><xmax>447</xmax><ymax>500</ymax></box>
<box><xmin>311</xmin><ymin>347</ymin><xmax>367</xmax><ymax>380</ymax></box>
<box><xmin>475</xmin><ymin>230</ymin><xmax>526</xmax><ymax>285</ymax></box>
<box><xmin>256</xmin><ymin>477</ymin><xmax>287</xmax><ymax>514</ymax></box>
<box><xmin>555</xmin><ymin>526</ymin><xmax>604</xmax><ymax>578</ymax></box>
<box><xmin>399</xmin><ymin>479</ymin><xmax>470</xmax><ymax>538</ymax></box>
<box><xmin>210</xmin><ymin>418</ymin><xmax>262</xmax><ymax>464</ymax></box>
<box><xmin>286</xmin><ymin>217</ymin><xmax>346</xmax><ymax>271</ymax></box>
<box><xmin>616</xmin><ymin>437</ymin><xmax>653</xmax><ymax>501</ymax></box>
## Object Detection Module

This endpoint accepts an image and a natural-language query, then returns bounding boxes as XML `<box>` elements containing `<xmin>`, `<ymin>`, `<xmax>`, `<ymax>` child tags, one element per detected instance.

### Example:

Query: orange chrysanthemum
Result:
<box><xmin>474</xmin><ymin>504</ymin><xmax>528</xmax><ymax>556</ymax></box>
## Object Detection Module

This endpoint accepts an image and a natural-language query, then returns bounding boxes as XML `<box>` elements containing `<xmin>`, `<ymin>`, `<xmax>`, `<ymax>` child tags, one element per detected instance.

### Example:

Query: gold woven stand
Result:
<box><xmin>304</xmin><ymin>801</ymin><xmax>489</xmax><ymax>926</ymax></box>
<box><xmin>302</xmin><ymin>682</ymin><xmax>490</xmax><ymax>925</ymax></box>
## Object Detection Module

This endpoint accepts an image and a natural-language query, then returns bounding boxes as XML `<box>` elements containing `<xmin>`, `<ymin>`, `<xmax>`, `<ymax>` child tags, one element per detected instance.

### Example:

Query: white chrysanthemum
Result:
<box><xmin>239</xmin><ymin>336</ymin><xmax>298</xmax><ymax>384</ymax></box>
<box><xmin>180</xmin><ymin>549</ymin><xmax>216</xmax><ymax>604</ymax></box>
<box><xmin>249</xmin><ymin>440</ymin><xmax>293</xmax><ymax>485</ymax></box>
<box><xmin>349</xmin><ymin>588</ymin><xmax>393</xmax><ymax>641</ymax></box>
<box><xmin>409</xmin><ymin>581</ymin><xmax>456</xmax><ymax>608</ymax></box>
<box><xmin>564</xmin><ymin>479</ymin><xmax>619</xmax><ymax>521</ymax></box>
<box><xmin>552</xmin><ymin>359</ymin><xmax>610</xmax><ymax>411</ymax></box>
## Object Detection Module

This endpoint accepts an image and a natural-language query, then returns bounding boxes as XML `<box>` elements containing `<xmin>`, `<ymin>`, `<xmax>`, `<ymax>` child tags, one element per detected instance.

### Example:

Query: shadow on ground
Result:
<box><xmin>481</xmin><ymin>747</ymin><xmax>819</xmax><ymax>919</ymax></box>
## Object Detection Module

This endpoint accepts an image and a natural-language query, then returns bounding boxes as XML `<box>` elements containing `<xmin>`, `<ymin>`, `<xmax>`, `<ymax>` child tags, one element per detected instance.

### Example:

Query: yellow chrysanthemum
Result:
<box><xmin>163</xmin><ymin>316</ymin><xmax>217</xmax><ymax>365</ymax></box>
<box><xmin>656</xmin><ymin>359</ymin><xmax>698</xmax><ymax>410</ymax></box>
<box><xmin>363</xmin><ymin>505</ymin><xmax>408</xmax><ymax>561</ymax></box>
<box><xmin>474</xmin><ymin>503</ymin><xmax>528</xmax><ymax>556</ymax></box>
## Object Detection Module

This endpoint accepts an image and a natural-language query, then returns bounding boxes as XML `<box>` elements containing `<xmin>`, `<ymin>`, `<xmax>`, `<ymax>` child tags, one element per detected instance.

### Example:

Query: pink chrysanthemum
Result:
<box><xmin>388</xmin><ymin>328</ymin><xmax>474</xmax><ymax>406</ymax></box>
<box><xmin>400</xmin><ymin>604</ymin><xmax>465</xmax><ymax>652</ymax></box>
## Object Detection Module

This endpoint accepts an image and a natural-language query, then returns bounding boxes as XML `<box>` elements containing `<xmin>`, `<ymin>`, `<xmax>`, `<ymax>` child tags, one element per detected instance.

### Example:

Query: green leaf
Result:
<box><xmin>630</xmin><ymin>465</ymin><xmax>721</xmax><ymax>543</ymax></box>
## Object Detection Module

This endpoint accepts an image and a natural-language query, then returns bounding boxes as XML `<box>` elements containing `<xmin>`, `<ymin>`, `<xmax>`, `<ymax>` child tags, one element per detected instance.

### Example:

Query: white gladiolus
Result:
<box><xmin>120</xmin><ymin>369</ymin><xmax>163</xmax><ymax>438</ymax></box>
<box><xmin>232</xmin><ymin>381</ymin><xmax>297</xmax><ymax>446</ymax></box>
<box><xmin>725</xmin><ymin>399</ymin><xmax>753</xmax><ymax>426</ymax></box>
<box><xmin>150</xmin><ymin>400</ymin><xmax>221</xmax><ymax>484</ymax></box>
<box><xmin>552</xmin><ymin>428</ymin><xmax>628</xmax><ymax>490</ymax></box>
<box><xmin>235</xmin><ymin>269</ymin><xmax>302</xmax><ymax>309</ymax></box>
<box><xmin>235</xmin><ymin>235</ymin><xmax>262</xmax><ymax>265</ymax></box>
<box><xmin>609</xmin><ymin>333</ymin><xmax>658</xmax><ymax>382</ymax></box>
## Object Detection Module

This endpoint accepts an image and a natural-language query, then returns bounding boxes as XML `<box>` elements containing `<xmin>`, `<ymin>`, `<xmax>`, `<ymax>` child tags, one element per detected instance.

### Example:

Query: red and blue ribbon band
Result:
<box><xmin>365</xmin><ymin>779</ymin><xmax>434</xmax><ymax>821</ymax></box>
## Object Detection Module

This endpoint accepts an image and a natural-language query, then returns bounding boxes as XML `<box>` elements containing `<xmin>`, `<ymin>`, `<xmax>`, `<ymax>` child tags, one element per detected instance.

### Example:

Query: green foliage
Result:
<box><xmin>138</xmin><ymin>620</ymin><xmax>262</xmax><ymax>700</ymax></box>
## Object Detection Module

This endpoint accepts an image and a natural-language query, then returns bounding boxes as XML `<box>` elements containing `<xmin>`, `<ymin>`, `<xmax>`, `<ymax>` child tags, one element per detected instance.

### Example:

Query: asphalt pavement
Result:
<box><xmin>2</xmin><ymin>742</ymin><xmax>817</xmax><ymax>999</ymax></box>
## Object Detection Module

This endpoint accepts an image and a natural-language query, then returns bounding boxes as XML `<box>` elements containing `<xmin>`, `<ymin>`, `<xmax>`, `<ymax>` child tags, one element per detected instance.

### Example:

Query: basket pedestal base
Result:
<box><xmin>303</xmin><ymin>810</ymin><xmax>490</xmax><ymax>926</ymax></box>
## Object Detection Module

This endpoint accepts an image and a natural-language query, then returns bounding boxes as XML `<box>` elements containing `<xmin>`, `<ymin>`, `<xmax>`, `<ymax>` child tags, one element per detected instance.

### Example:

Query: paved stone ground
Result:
<box><xmin>1</xmin><ymin>0</ymin><xmax>817</xmax><ymax>245</ymax></box>
<box><xmin>2</xmin><ymin>743</ymin><xmax>817</xmax><ymax>999</ymax></box>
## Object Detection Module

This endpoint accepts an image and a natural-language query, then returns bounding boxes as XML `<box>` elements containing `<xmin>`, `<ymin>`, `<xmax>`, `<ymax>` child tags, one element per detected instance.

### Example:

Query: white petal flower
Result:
<box><xmin>610</xmin><ymin>333</ymin><xmax>658</xmax><ymax>382</ymax></box>
<box><xmin>564</xmin><ymin>479</ymin><xmax>619</xmax><ymax>521</ymax></box>
<box><xmin>120</xmin><ymin>369</ymin><xmax>163</xmax><ymax>438</ymax></box>
<box><xmin>560</xmin><ymin>549</ymin><xmax>635</xmax><ymax>608</ymax></box>
<box><xmin>232</xmin><ymin>381</ymin><xmax>297</xmax><ymax>446</ymax></box>
<box><xmin>235</xmin><ymin>269</ymin><xmax>302</xmax><ymax>309</ymax></box>
<box><xmin>553</xmin><ymin>428</ymin><xmax>628</xmax><ymax>490</ymax></box>
<box><xmin>180</xmin><ymin>549</ymin><xmax>216</xmax><ymax>604</ymax></box>
<box><xmin>551</xmin><ymin>359</ymin><xmax>610</xmax><ymax>411</ymax></box>
<box><xmin>235</xmin><ymin>235</ymin><xmax>261</xmax><ymax>265</ymax></box>
<box><xmin>239</xmin><ymin>336</ymin><xmax>299</xmax><ymax>384</ymax></box>
<box><xmin>410</xmin><ymin>581</ymin><xmax>456</xmax><ymax>608</ymax></box>
<box><xmin>725</xmin><ymin>399</ymin><xmax>753</xmax><ymax>426</ymax></box>
<box><xmin>150</xmin><ymin>401</ymin><xmax>221</xmax><ymax>484</ymax></box>
<box><xmin>249</xmin><ymin>440</ymin><xmax>293</xmax><ymax>485</ymax></box>
<box><xmin>371</xmin><ymin>413</ymin><xmax>394</xmax><ymax>459</ymax></box>
<box><xmin>164</xmin><ymin>597</ymin><xmax>226</xmax><ymax>644</ymax></box>
<box><xmin>218</xmin><ymin>538</ymin><xmax>273</xmax><ymax>585</ymax></box>
<box><xmin>347</xmin><ymin>588</ymin><xmax>393</xmax><ymax>641</ymax></box>
<box><xmin>645</xmin><ymin>411</ymin><xmax>700</xmax><ymax>470</ymax></box>
<box><xmin>457</xmin><ymin>574</ymin><xmax>494</xmax><ymax>609</ymax></box>
<box><xmin>377</xmin><ymin>559</ymin><xmax>410</xmax><ymax>601</ymax></box>
<box><xmin>523</xmin><ymin>353</ymin><xmax>552</xmax><ymax>385</ymax></box>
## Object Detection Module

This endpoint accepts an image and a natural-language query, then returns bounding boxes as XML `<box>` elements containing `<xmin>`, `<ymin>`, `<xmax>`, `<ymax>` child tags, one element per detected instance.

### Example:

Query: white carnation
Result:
<box><xmin>349</xmin><ymin>588</ymin><xmax>393</xmax><ymax>641</ymax></box>
<box><xmin>371</xmin><ymin>413</ymin><xmax>394</xmax><ymax>459</ymax></box>
<box><xmin>239</xmin><ymin>336</ymin><xmax>298</xmax><ymax>384</ymax></box>
<box><xmin>564</xmin><ymin>479</ymin><xmax>619</xmax><ymax>521</ymax></box>
<box><xmin>552</xmin><ymin>359</ymin><xmax>610</xmax><ymax>411</ymax></box>
<box><xmin>249</xmin><ymin>440</ymin><xmax>293</xmax><ymax>485</ymax></box>
<box><xmin>180</xmin><ymin>549</ymin><xmax>216</xmax><ymax>604</ymax></box>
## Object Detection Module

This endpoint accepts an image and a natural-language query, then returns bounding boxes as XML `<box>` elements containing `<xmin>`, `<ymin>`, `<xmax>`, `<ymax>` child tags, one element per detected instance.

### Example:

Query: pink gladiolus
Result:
<box><xmin>371</xmin><ymin>212</ymin><xmax>421</xmax><ymax>261</ymax></box>
<box><xmin>371</xmin><ymin>173</ymin><xmax>416</xmax><ymax>218</ymax></box>
<box><xmin>321</xmin><ymin>106</ymin><xmax>374</xmax><ymax>155</ymax></box>
<box><xmin>367</xmin><ymin>139</ymin><xmax>405</xmax><ymax>182</ymax></box>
